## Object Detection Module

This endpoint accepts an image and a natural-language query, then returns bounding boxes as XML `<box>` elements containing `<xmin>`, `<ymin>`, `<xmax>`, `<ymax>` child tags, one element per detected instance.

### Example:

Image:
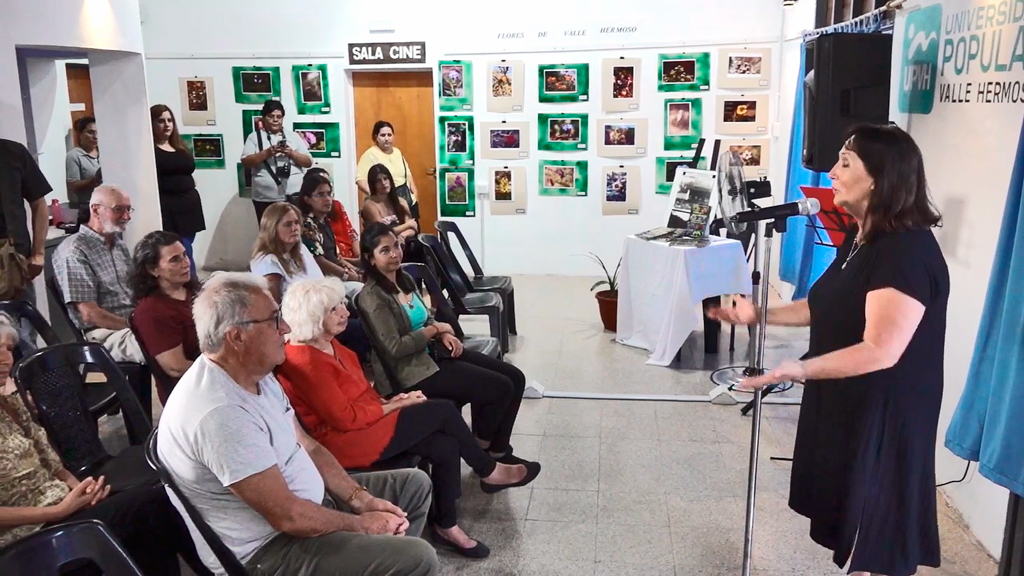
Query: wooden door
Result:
<box><xmin>352</xmin><ymin>71</ymin><xmax>437</xmax><ymax>234</ymax></box>
<box><xmin>65</xmin><ymin>63</ymin><xmax>94</xmax><ymax>147</ymax></box>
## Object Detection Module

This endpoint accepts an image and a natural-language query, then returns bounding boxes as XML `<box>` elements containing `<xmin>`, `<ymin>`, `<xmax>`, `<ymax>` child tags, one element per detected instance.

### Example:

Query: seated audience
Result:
<box><xmin>359</xmin><ymin>164</ymin><xmax>420</xmax><ymax>261</ymax></box>
<box><xmin>131</xmin><ymin>230</ymin><xmax>200</xmax><ymax>404</ymax></box>
<box><xmin>357</xmin><ymin>223</ymin><xmax>529</xmax><ymax>463</ymax></box>
<box><xmin>0</xmin><ymin>312</ymin><xmax>207</xmax><ymax>576</ymax></box>
<box><xmin>276</xmin><ymin>278</ymin><xmax>540</xmax><ymax>558</ymax></box>
<box><xmin>296</xmin><ymin>171</ymin><xmax>363</xmax><ymax>299</ymax></box>
<box><xmin>156</xmin><ymin>273</ymin><xmax>438</xmax><ymax>576</ymax></box>
<box><xmin>52</xmin><ymin>184</ymin><xmax>144</xmax><ymax>363</ymax></box>
<box><xmin>306</xmin><ymin>166</ymin><xmax>362</xmax><ymax>267</ymax></box>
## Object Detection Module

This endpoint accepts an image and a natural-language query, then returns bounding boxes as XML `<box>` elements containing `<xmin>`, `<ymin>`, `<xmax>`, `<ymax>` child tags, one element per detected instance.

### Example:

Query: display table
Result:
<box><xmin>616</xmin><ymin>235</ymin><xmax>751</xmax><ymax>366</ymax></box>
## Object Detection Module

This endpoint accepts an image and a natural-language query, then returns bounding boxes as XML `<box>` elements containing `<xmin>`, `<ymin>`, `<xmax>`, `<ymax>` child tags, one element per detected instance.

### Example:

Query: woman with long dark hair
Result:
<box><xmin>355</xmin><ymin>121</ymin><xmax>420</xmax><ymax>219</ymax></box>
<box><xmin>130</xmin><ymin>230</ymin><xmax>202</xmax><ymax>404</ymax></box>
<box><xmin>151</xmin><ymin>104</ymin><xmax>206</xmax><ymax>278</ymax></box>
<box><xmin>360</xmin><ymin>164</ymin><xmax>420</xmax><ymax>261</ymax></box>
<box><xmin>710</xmin><ymin>124</ymin><xmax>948</xmax><ymax>576</ymax></box>
<box><xmin>295</xmin><ymin>171</ymin><xmax>362</xmax><ymax>299</ymax></box>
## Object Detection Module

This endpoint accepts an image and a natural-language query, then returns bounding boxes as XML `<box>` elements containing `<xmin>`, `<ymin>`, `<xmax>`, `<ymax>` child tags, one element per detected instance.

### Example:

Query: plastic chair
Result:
<box><xmin>127</xmin><ymin>312</ymin><xmax>180</xmax><ymax>406</ymax></box>
<box><xmin>44</xmin><ymin>273</ymin><xmax>86</xmax><ymax>342</ymax></box>
<box><xmin>434</xmin><ymin>220</ymin><xmax>517</xmax><ymax>335</ymax></box>
<box><xmin>416</xmin><ymin>234</ymin><xmax>509</xmax><ymax>353</ymax></box>
<box><xmin>354</xmin><ymin>290</ymin><xmax>414</xmax><ymax>398</ymax></box>
<box><xmin>0</xmin><ymin>520</ymin><xmax>143</xmax><ymax>576</ymax></box>
<box><xmin>13</xmin><ymin>343</ymin><xmax>157</xmax><ymax>493</ymax></box>
<box><xmin>402</xmin><ymin>262</ymin><xmax>502</xmax><ymax>360</ymax></box>
<box><xmin>146</xmin><ymin>429</ymin><xmax>249</xmax><ymax>576</ymax></box>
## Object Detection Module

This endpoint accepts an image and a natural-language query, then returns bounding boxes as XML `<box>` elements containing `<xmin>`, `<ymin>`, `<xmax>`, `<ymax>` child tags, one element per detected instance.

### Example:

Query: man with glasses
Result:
<box><xmin>52</xmin><ymin>184</ymin><xmax>144</xmax><ymax>362</ymax></box>
<box><xmin>158</xmin><ymin>272</ymin><xmax>438</xmax><ymax>576</ymax></box>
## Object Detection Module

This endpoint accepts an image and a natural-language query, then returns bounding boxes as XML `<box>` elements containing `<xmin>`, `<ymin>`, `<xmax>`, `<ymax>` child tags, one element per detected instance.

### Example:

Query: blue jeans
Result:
<box><xmin>180</xmin><ymin>234</ymin><xmax>197</xmax><ymax>279</ymax></box>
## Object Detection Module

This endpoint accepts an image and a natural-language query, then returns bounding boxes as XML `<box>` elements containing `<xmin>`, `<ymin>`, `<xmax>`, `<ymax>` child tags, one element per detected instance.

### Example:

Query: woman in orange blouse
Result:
<box><xmin>275</xmin><ymin>277</ymin><xmax>540</xmax><ymax>559</ymax></box>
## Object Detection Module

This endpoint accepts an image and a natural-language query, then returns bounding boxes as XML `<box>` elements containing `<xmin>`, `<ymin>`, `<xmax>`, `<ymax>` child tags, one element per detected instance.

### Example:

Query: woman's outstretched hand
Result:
<box><xmin>707</xmin><ymin>296</ymin><xmax>759</xmax><ymax>326</ymax></box>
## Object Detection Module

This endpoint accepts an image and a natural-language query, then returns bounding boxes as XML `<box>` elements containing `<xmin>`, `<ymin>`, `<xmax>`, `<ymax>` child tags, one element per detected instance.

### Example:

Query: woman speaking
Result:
<box><xmin>710</xmin><ymin>124</ymin><xmax>949</xmax><ymax>576</ymax></box>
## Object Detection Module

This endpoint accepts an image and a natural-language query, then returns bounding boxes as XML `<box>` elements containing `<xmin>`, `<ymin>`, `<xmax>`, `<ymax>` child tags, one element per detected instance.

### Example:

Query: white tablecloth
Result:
<box><xmin>616</xmin><ymin>235</ymin><xmax>751</xmax><ymax>366</ymax></box>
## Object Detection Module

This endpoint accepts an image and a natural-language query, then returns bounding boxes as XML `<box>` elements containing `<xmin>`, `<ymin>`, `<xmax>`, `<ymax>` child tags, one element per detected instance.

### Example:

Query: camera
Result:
<box><xmin>275</xmin><ymin>162</ymin><xmax>291</xmax><ymax>180</ymax></box>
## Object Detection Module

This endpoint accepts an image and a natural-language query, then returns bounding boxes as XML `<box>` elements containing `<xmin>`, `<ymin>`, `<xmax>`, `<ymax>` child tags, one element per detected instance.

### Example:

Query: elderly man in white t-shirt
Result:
<box><xmin>157</xmin><ymin>272</ymin><xmax>437</xmax><ymax>576</ymax></box>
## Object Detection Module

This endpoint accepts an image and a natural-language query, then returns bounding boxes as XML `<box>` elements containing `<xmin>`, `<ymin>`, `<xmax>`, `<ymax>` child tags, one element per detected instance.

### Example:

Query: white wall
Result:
<box><xmin>140</xmin><ymin>0</ymin><xmax>789</xmax><ymax>276</ymax></box>
<box><xmin>890</xmin><ymin>0</ymin><xmax>1016</xmax><ymax>558</ymax></box>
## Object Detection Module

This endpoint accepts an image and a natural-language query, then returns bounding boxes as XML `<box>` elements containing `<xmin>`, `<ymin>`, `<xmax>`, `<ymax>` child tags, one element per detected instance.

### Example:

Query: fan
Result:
<box><xmin>716</xmin><ymin>149</ymin><xmax>752</xmax><ymax>237</ymax></box>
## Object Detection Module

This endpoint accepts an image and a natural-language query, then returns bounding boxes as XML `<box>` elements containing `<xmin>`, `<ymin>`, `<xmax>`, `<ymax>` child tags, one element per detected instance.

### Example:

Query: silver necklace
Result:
<box><xmin>842</xmin><ymin>238</ymin><xmax>862</xmax><ymax>269</ymax></box>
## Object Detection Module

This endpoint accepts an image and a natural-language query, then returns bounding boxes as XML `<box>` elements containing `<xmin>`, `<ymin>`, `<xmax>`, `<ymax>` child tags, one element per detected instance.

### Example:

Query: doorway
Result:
<box><xmin>351</xmin><ymin>71</ymin><xmax>438</xmax><ymax>234</ymax></box>
<box><xmin>65</xmin><ymin>63</ymin><xmax>94</xmax><ymax>147</ymax></box>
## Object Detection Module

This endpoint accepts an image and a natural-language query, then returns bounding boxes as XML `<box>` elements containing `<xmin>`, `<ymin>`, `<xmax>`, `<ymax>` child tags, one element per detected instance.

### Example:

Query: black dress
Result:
<box><xmin>791</xmin><ymin>228</ymin><xmax>949</xmax><ymax>576</ymax></box>
<box><xmin>154</xmin><ymin>147</ymin><xmax>206</xmax><ymax>237</ymax></box>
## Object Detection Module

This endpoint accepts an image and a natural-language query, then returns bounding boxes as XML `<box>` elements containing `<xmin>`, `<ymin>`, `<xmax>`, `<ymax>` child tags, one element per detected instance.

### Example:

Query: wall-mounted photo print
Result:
<box><xmin>538</xmin><ymin>63</ymin><xmax>589</xmax><ymax>103</ymax></box>
<box><xmin>597</xmin><ymin>118</ymin><xmax>648</xmax><ymax>158</ymax></box>
<box><xmin>602</xmin><ymin>165</ymin><xmax>641</xmax><ymax>215</ymax></box>
<box><xmin>716</xmin><ymin>94</ymin><xmax>769</xmax><ymax>135</ymax></box>
<box><xmin>232</xmin><ymin>66</ymin><xmax>281</xmax><ymax>104</ymax></box>
<box><xmin>439</xmin><ymin>61</ymin><xmax>473</xmax><ymax>112</ymax></box>
<box><xmin>601</xmin><ymin>58</ymin><xmax>641</xmax><ymax>112</ymax></box>
<box><xmin>179</xmin><ymin>77</ymin><xmax>217</xmax><ymax>126</ymax></box>
<box><xmin>490</xmin><ymin>166</ymin><xmax>528</xmax><ymax>215</ymax></box>
<box><xmin>538</xmin><ymin>160</ymin><xmax>588</xmax><ymax>197</ymax></box>
<box><xmin>292</xmin><ymin>122</ymin><xmax>341</xmax><ymax>158</ymax></box>
<box><xmin>237</xmin><ymin>163</ymin><xmax>253</xmax><ymax>198</ymax></box>
<box><xmin>538</xmin><ymin>113</ymin><xmax>589</xmax><ymax>151</ymax></box>
<box><xmin>182</xmin><ymin>134</ymin><xmax>225</xmax><ymax>169</ymax></box>
<box><xmin>480</xmin><ymin>121</ymin><xmax>530</xmax><ymax>160</ymax></box>
<box><xmin>721</xmin><ymin>138</ymin><xmax>771</xmax><ymax>179</ymax></box>
<box><xmin>493</xmin><ymin>169</ymin><xmax>514</xmax><ymax>202</ymax></box>
<box><xmin>439</xmin><ymin>167</ymin><xmax>476</xmax><ymax>217</ymax></box>
<box><xmin>437</xmin><ymin>115</ymin><xmax>475</xmax><ymax>166</ymax></box>
<box><xmin>658</xmin><ymin>53</ymin><xmax>710</xmax><ymax>92</ymax></box>
<box><xmin>487</xmin><ymin>60</ymin><xmax>525</xmax><ymax>112</ymax></box>
<box><xmin>241</xmin><ymin>109</ymin><xmax>264</xmax><ymax>142</ymax></box>
<box><xmin>717</xmin><ymin>47</ymin><xmax>772</xmax><ymax>89</ymax></box>
<box><xmin>663</xmin><ymin>98</ymin><xmax>703</xmax><ymax>151</ymax></box>
<box><xmin>292</xmin><ymin>64</ymin><xmax>332</xmax><ymax>114</ymax></box>
<box><xmin>655</xmin><ymin>156</ymin><xmax>709</xmax><ymax>194</ymax></box>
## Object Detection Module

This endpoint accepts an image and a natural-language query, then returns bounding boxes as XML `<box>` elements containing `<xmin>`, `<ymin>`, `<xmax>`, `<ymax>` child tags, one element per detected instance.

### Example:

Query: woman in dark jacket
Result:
<box><xmin>151</xmin><ymin>104</ymin><xmax>206</xmax><ymax>278</ymax></box>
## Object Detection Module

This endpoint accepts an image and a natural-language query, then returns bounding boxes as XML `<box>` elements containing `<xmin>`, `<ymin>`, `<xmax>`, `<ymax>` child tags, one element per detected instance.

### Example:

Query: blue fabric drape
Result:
<box><xmin>945</xmin><ymin>115</ymin><xmax>1024</xmax><ymax>498</ymax></box>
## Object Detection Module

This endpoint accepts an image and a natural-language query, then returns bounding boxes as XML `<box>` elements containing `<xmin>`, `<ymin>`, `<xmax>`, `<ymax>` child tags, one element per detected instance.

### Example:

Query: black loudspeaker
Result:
<box><xmin>802</xmin><ymin>33</ymin><xmax>892</xmax><ymax>173</ymax></box>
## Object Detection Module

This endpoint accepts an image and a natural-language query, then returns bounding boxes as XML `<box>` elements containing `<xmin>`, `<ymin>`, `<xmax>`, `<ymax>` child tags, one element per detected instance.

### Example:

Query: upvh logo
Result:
<box><xmin>899</xmin><ymin>4</ymin><xmax>943</xmax><ymax>114</ymax></box>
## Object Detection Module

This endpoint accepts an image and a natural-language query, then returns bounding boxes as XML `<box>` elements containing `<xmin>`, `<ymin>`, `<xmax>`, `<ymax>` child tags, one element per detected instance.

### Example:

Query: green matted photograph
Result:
<box><xmin>657</xmin><ymin>53</ymin><xmax>711</xmax><ymax>92</ymax></box>
<box><xmin>438</xmin><ymin>167</ymin><xmax>476</xmax><ymax>217</ymax></box>
<box><xmin>538</xmin><ymin>160</ymin><xmax>588</xmax><ymax>197</ymax></box>
<box><xmin>663</xmin><ymin>98</ymin><xmax>703</xmax><ymax>151</ymax></box>
<box><xmin>236</xmin><ymin>163</ymin><xmax>253</xmax><ymax>198</ymax></box>
<box><xmin>538</xmin><ymin>113</ymin><xmax>589</xmax><ymax>151</ymax></box>
<box><xmin>292</xmin><ymin>122</ymin><xmax>341</xmax><ymax>158</ymax></box>
<box><xmin>241</xmin><ymin>109</ymin><xmax>263</xmax><ymax>142</ymax></box>
<box><xmin>655</xmin><ymin>155</ymin><xmax>708</xmax><ymax>194</ymax></box>
<box><xmin>438</xmin><ymin>115</ymin><xmax>475</xmax><ymax>167</ymax></box>
<box><xmin>537</xmin><ymin>63</ymin><xmax>590</xmax><ymax>103</ymax></box>
<box><xmin>439</xmin><ymin>60</ymin><xmax>473</xmax><ymax>112</ymax></box>
<box><xmin>182</xmin><ymin>134</ymin><xmax>225</xmax><ymax>169</ymax></box>
<box><xmin>232</xmin><ymin>66</ymin><xmax>282</xmax><ymax>104</ymax></box>
<box><xmin>292</xmin><ymin>64</ymin><xmax>332</xmax><ymax>115</ymax></box>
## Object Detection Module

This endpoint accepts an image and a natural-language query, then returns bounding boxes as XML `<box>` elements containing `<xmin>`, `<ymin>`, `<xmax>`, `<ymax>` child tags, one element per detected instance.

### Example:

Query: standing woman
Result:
<box><xmin>240</xmin><ymin>100</ymin><xmax>313</xmax><ymax>224</ymax></box>
<box><xmin>356</xmin><ymin>120</ymin><xmax>420</xmax><ymax>219</ymax></box>
<box><xmin>151</xmin><ymin>105</ymin><xmax>206</xmax><ymax>278</ymax></box>
<box><xmin>710</xmin><ymin>124</ymin><xmax>948</xmax><ymax>576</ymax></box>
<box><xmin>65</xmin><ymin>116</ymin><xmax>101</xmax><ymax>224</ymax></box>
<box><xmin>360</xmin><ymin>164</ymin><xmax>420</xmax><ymax>261</ymax></box>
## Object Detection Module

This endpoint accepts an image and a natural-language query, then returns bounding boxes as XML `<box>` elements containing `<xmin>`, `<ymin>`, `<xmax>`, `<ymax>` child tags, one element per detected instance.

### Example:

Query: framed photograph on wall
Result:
<box><xmin>538</xmin><ymin>63</ymin><xmax>590</xmax><ymax>103</ymax></box>
<box><xmin>292</xmin><ymin>122</ymin><xmax>341</xmax><ymax>158</ymax></box>
<box><xmin>292</xmin><ymin>64</ymin><xmax>332</xmax><ymax>114</ymax></box>
<box><xmin>716</xmin><ymin>94</ymin><xmax>769</xmax><ymax>135</ymax></box>
<box><xmin>538</xmin><ymin>160</ymin><xmax>588</xmax><ymax>197</ymax></box>
<box><xmin>487</xmin><ymin>60</ymin><xmax>525</xmax><ymax>113</ymax></box>
<box><xmin>490</xmin><ymin>166</ymin><xmax>528</xmax><ymax>215</ymax></box>
<box><xmin>655</xmin><ymin>155</ymin><xmax>708</xmax><ymax>194</ymax></box>
<box><xmin>182</xmin><ymin>134</ymin><xmax>225</xmax><ymax>169</ymax></box>
<box><xmin>658</xmin><ymin>53</ymin><xmax>710</xmax><ymax>92</ymax></box>
<box><xmin>717</xmin><ymin>47</ymin><xmax>772</xmax><ymax>89</ymax></box>
<box><xmin>538</xmin><ymin>113</ymin><xmax>589</xmax><ymax>151</ymax></box>
<box><xmin>241</xmin><ymin>109</ymin><xmax>263</xmax><ymax>142</ymax></box>
<box><xmin>438</xmin><ymin>115</ymin><xmax>475</xmax><ymax>166</ymax></box>
<box><xmin>232</xmin><ymin>66</ymin><xmax>281</xmax><ymax>104</ymax></box>
<box><xmin>480</xmin><ymin>121</ymin><xmax>530</xmax><ymax>160</ymax></box>
<box><xmin>178</xmin><ymin>77</ymin><xmax>217</xmax><ymax>126</ymax></box>
<box><xmin>596</xmin><ymin>118</ymin><xmax>648</xmax><ymax>158</ymax></box>
<box><xmin>236</xmin><ymin>163</ymin><xmax>252</xmax><ymax>198</ymax></box>
<box><xmin>602</xmin><ymin>58</ymin><xmax>641</xmax><ymax>112</ymax></box>
<box><xmin>663</xmin><ymin>98</ymin><xmax>703</xmax><ymax>151</ymax></box>
<box><xmin>602</xmin><ymin>165</ymin><xmax>641</xmax><ymax>216</ymax></box>
<box><xmin>720</xmin><ymin>138</ymin><xmax>771</xmax><ymax>179</ymax></box>
<box><xmin>439</xmin><ymin>167</ymin><xmax>476</xmax><ymax>217</ymax></box>
<box><xmin>439</xmin><ymin>60</ymin><xmax>473</xmax><ymax>112</ymax></box>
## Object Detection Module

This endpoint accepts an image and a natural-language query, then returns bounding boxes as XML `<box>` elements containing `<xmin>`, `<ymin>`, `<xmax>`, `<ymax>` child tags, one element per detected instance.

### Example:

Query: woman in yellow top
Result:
<box><xmin>356</xmin><ymin>121</ymin><xmax>420</xmax><ymax>219</ymax></box>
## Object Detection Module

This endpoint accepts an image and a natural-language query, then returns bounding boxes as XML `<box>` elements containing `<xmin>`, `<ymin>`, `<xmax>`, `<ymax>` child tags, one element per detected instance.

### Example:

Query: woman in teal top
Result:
<box><xmin>404</xmin><ymin>292</ymin><xmax>430</xmax><ymax>330</ymax></box>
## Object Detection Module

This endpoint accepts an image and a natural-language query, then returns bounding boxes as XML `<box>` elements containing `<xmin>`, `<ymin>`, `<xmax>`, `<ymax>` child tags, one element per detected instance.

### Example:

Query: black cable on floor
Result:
<box><xmin>936</xmin><ymin>462</ymin><xmax>972</xmax><ymax>488</ymax></box>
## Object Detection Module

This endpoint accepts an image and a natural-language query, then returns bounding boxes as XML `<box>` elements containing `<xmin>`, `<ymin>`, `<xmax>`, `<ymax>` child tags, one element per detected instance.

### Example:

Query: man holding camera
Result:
<box><xmin>241</xmin><ymin>100</ymin><xmax>313</xmax><ymax>224</ymax></box>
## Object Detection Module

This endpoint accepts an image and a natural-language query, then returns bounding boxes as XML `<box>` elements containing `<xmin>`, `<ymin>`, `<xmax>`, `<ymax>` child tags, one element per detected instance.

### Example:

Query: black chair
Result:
<box><xmin>0</xmin><ymin>520</ymin><xmax>143</xmax><ymax>576</ymax></box>
<box><xmin>434</xmin><ymin>220</ymin><xmax>517</xmax><ymax>335</ymax></box>
<box><xmin>127</xmin><ymin>312</ymin><xmax>179</xmax><ymax>406</ymax></box>
<box><xmin>44</xmin><ymin>273</ymin><xmax>85</xmax><ymax>342</ymax></box>
<box><xmin>146</xmin><ymin>429</ymin><xmax>249</xmax><ymax>576</ymax></box>
<box><xmin>13</xmin><ymin>343</ymin><xmax>157</xmax><ymax>493</ymax></box>
<box><xmin>416</xmin><ymin>234</ymin><xmax>509</xmax><ymax>353</ymax></box>
<box><xmin>402</xmin><ymin>262</ymin><xmax>502</xmax><ymax>360</ymax></box>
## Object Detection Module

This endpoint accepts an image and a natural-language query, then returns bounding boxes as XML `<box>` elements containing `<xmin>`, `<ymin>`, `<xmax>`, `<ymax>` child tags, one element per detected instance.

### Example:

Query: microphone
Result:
<box><xmin>730</xmin><ymin>198</ymin><xmax>820</xmax><ymax>223</ymax></box>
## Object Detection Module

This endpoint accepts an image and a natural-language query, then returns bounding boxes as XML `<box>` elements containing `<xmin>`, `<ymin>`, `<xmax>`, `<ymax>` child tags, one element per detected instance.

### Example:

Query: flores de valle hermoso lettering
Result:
<box><xmin>901</xmin><ymin>1</ymin><xmax>1024</xmax><ymax>113</ymax></box>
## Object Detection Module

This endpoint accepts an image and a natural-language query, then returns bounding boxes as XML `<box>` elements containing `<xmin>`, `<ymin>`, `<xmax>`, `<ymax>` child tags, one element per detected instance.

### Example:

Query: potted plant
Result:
<box><xmin>584</xmin><ymin>252</ymin><xmax>621</xmax><ymax>332</ymax></box>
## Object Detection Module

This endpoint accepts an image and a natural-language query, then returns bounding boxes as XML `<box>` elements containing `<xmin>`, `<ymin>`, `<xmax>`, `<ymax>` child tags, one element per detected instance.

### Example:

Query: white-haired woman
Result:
<box><xmin>275</xmin><ymin>278</ymin><xmax>540</xmax><ymax>559</ymax></box>
<box><xmin>0</xmin><ymin>313</ymin><xmax>207</xmax><ymax>575</ymax></box>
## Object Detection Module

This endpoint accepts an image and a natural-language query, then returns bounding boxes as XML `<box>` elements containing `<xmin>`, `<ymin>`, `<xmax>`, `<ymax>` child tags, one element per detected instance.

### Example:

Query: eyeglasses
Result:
<box><xmin>312</xmin><ymin>192</ymin><xmax>334</xmax><ymax>199</ymax></box>
<box><xmin>238</xmin><ymin>309</ymin><xmax>283</xmax><ymax>331</ymax></box>
<box><xmin>100</xmin><ymin>205</ymin><xmax>134</xmax><ymax>216</ymax></box>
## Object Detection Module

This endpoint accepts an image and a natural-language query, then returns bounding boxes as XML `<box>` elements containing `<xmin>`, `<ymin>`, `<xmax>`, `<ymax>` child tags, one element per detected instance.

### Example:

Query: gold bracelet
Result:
<box><xmin>346</xmin><ymin>485</ymin><xmax>367</xmax><ymax>506</ymax></box>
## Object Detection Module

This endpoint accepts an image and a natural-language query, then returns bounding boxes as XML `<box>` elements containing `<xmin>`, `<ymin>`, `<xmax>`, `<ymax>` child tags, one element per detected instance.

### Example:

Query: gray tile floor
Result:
<box><xmin>118</xmin><ymin>275</ymin><xmax>997</xmax><ymax>575</ymax></box>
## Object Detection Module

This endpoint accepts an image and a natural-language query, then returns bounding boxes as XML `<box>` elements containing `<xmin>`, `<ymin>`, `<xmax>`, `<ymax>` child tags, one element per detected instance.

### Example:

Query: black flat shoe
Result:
<box><xmin>432</xmin><ymin>529</ymin><xmax>490</xmax><ymax>559</ymax></box>
<box><xmin>494</xmin><ymin>451</ymin><xmax>531</xmax><ymax>466</ymax></box>
<box><xmin>480</xmin><ymin>461</ymin><xmax>541</xmax><ymax>494</ymax></box>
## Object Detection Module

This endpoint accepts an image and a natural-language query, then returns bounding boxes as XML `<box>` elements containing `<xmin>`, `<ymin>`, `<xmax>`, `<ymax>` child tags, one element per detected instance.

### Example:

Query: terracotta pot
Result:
<box><xmin>595</xmin><ymin>290</ymin><xmax>618</xmax><ymax>333</ymax></box>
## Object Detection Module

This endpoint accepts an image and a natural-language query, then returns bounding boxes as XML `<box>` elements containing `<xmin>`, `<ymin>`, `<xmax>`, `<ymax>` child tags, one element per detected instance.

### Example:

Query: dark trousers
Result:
<box><xmin>413</xmin><ymin>350</ymin><xmax>526</xmax><ymax>455</ymax></box>
<box><xmin>377</xmin><ymin>400</ymin><xmax>497</xmax><ymax>528</ymax></box>
<box><xmin>253</xmin><ymin>200</ymin><xmax>276</xmax><ymax>225</ymax></box>
<box><xmin>52</xmin><ymin>484</ymin><xmax>208</xmax><ymax>576</ymax></box>
<box><xmin>180</xmin><ymin>234</ymin><xmax>197</xmax><ymax>279</ymax></box>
